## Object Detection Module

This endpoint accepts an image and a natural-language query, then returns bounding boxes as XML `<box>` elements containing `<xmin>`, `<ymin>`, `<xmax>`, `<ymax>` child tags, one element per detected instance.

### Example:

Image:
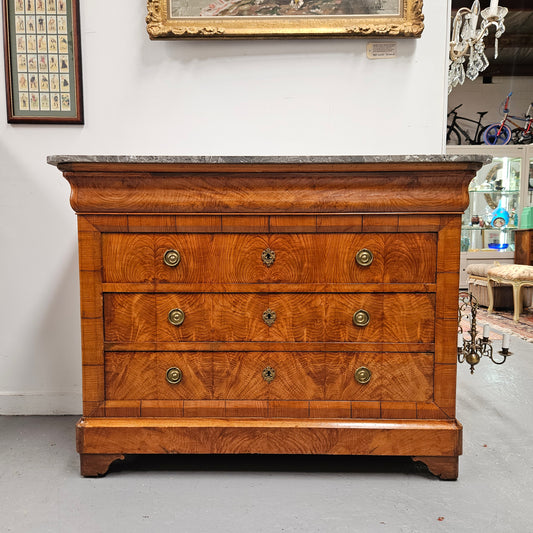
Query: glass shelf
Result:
<box><xmin>460</xmin><ymin>156</ymin><xmax>521</xmax><ymax>253</ymax></box>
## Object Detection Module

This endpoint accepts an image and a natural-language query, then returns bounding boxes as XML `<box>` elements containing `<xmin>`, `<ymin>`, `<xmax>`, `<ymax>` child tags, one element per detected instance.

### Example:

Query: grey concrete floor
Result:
<box><xmin>1</xmin><ymin>334</ymin><xmax>532</xmax><ymax>533</ymax></box>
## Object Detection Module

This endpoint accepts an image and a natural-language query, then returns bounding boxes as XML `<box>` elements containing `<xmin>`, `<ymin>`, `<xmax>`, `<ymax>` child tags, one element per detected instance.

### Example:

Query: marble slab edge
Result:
<box><xmin>47</xmin><ymin>154</ymin><xmax>492</xmax><ymax>167</ymax></box>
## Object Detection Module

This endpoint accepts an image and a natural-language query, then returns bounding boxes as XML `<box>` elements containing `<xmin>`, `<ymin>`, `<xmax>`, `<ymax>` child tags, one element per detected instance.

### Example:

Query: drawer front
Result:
<box><xmin>104</xmin><ymin>293</ymin><xmax>435</xmax><ymax>343</ymax></box>
<box><xmin>102</xmin><ymin>233</ymin><xmax>437</xmax><ymax>284</ymax></box>
<box><xmin>105</xmin><ymin>351</ymin><xmax>433</xmax><ymax>402</ymax></box>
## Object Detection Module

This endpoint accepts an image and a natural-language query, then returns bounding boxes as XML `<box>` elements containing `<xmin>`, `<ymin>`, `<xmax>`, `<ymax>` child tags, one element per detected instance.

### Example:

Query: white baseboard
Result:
<box><xmin>0</xmin><ymin>391</ymin><xmax>82</xmax><ymax>415</ymax></box>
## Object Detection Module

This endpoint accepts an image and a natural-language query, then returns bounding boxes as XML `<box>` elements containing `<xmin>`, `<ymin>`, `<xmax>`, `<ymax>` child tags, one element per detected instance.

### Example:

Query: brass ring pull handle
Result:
<box><xmin>353</xmin><ymin>309</ymin><xmax>370</xmax><ymax>327</ymax></box>
<box><xmin>262</xmin><ymin>308</ymin><xmax>277</xmax><ymax>327</ymax></box>
<box><xmin>354</xmin><ymin>366</ymin><xmax>372</xmax><ymax>385</ymax></box>
<box><xmin>355</xmin><ymin>248</ymin><xmax>373</xmax><ymax>267</ymax></box>
<box><xmin>163</xmin><ymin>249</ymin><xmax>181</xmax><ymax>267</ymax></box>
<box><xmin>168</xmin><ymin>308</ymin><xmax>185</xmax><ymax>326</ymax></box>
<box><xmin>262</xmin><ymin>248</ymin><xmax>276</xmax><ymax>267</ymax></box>
<box><xmin>262</xmin><ymin>366</ymin><xmax>276</xmax><ymax>382</ymax></box>
<box><xmin>166</xmin><ymin>367</ymin><xmax>183</xmax><ymax>384</ymax></box>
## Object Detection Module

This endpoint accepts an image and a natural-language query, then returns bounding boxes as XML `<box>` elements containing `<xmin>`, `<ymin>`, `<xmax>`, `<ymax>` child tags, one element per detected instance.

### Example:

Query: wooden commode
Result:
<box><xmin>48</xmin><ymin>155</ymin><xmax>488</xmax><ymax>479</ymax></box>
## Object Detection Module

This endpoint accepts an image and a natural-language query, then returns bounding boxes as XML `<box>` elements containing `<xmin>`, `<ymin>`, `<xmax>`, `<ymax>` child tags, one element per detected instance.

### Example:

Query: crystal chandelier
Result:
<box><xmin>448</xmin><ymin>0</ymin><xmax>508</xmax><ymax>93</ymax></box>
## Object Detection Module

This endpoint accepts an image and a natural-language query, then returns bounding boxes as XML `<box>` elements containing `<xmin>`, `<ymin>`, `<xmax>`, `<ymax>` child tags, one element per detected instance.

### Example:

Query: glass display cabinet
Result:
<box><xmin>447</xmin><ymin>146</ymin><xmax>532</xmax><ymax>287</ymax></box>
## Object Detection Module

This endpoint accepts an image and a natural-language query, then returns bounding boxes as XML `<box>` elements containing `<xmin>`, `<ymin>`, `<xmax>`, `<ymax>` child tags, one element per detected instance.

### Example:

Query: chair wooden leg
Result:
<box><xmin>512</xmin><ymin>282</ymin><xmax>522</xmax><ymax>322</ymax></box>
<box><xmin>487</xmin><ymin>277</ymin><xmax>495</xmax><ymax>315</ymax></box>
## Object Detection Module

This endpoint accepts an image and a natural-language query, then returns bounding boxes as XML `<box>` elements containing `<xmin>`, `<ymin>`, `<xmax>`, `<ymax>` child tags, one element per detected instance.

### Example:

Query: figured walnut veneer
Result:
<box><xmin>51</xmin><ymin>157</ymin><xmax>484</xmax><ymax>479</ymax></box>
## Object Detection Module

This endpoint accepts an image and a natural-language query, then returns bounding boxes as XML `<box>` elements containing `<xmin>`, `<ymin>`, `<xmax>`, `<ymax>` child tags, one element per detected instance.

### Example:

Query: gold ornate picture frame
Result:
<box><xmin>2</xmin><ymin>0</ymin><xmax>83</xmax><ymax>123</ymax></box>
<box><xmin>146</xmin><ymin>0</ymin><xmax>424</xmax><ymax>39</ymax></box>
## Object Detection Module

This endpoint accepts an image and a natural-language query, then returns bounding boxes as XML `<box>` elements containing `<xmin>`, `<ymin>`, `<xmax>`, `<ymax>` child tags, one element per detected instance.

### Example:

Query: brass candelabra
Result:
<box><xmin>457</xmin><ymin>292</ymin><xmax>512</xmax><ymax>374</ymax></box>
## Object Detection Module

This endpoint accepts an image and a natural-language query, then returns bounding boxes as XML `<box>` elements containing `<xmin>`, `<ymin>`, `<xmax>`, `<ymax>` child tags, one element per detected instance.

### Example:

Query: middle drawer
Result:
<box><xmin>104</xmin><ymin>293</ymin><xmax>435</xmax><ymax>344</ymax></box>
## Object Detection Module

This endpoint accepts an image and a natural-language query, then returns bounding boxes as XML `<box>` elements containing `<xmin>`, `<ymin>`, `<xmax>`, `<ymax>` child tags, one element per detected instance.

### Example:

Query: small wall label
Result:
<box><xmin>367</xmin><ymin>42</ymin><xmax>397</xmax><ymax>59</ymax></box>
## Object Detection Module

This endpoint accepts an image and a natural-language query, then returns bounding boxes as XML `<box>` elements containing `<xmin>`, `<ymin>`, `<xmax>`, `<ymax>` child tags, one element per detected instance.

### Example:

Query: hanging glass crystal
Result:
<box><xmin>448</xmin><ymin>1</ymin><xmax>508</xmax><ymax>92</ymax></box>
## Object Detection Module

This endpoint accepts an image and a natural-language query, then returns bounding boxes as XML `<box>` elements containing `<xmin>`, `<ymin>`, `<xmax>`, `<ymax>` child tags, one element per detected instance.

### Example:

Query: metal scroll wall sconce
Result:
<box><xmin>457</xmin><ymin>292</ymin><xmax>512</xmax><ymax>374</ymax></box>
<box><xmin>448</xmin><ymin>0</ymin><xmax>508</xmax><ymax>93</ymax></box>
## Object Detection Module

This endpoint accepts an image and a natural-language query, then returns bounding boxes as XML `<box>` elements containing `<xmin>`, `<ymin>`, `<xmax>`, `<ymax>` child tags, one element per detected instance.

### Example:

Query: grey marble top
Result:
<box><xmin>47</xmin><ymin>154</ymin><xmax>492</xmax><ymax>166</ymax></box>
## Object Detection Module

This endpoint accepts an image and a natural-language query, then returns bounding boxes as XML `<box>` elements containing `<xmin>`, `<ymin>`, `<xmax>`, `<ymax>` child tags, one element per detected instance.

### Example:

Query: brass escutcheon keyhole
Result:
<box><xmin>262</xmin><ymin>308</ymin><xmax>277</xmax><ymax>326</ymax></box>
<box><xmin>163</xmin><ymin>249</ymin><xmax>181</xmax><ymax>267</ymax></box>
<box><xmin>262</xmin><ymin>248</ymin><xmax>276</xmax><ymax>267</ymax></box>
<box><xmin>262</xmin><ymin>366</ymin><xmax>276</xmax><ymax>382</ymax></box>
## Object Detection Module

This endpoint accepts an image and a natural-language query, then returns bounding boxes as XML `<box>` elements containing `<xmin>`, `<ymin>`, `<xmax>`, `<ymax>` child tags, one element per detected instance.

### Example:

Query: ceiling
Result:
<box><xmin>451</xmin><ymin>0</ymin><xmax>533</xmax><ymax>77</ymax></box>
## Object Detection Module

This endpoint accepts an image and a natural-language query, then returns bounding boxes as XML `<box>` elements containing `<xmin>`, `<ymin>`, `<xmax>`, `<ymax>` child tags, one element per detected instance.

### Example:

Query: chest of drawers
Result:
<box><xmin>49</xmin><ymin>155</ymin><xmax>487</xmax><ymax>479</ymax></box>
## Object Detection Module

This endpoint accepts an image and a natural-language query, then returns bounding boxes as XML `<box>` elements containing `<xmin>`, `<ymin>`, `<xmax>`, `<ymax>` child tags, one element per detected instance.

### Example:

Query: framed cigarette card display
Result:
<box><xmin>2</xmin><ymin>0</ymin><xmax>83</xmax><ymax>123</ymax></box>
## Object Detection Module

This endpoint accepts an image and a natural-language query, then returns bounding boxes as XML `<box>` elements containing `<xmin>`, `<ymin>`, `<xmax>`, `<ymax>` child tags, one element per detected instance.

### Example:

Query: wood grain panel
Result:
<box><xmin>79</xmin><ymin>271</ymin><xmax>102</xmax><ymax>319</ymax></box>
<box><xmin>383</xmin><ymin>294</ymin><xmax>435</xmax><ymax>343</ymax></box>
<box><xmin>81</xmin><ymin>318</ymin><xmax>104</xmax><ymax>365</ymax></box>
<box><xmin>226</xmin><ymin>400</ymin><xmax>269</xmax><ymax>417</ymax></box>
<box><xmin>104</xmin><ymin>294</ymin><xmax>156</xmax><ymax>343</ymax></box>
<box><xmin>326</xmin><ymin>353</ymin><xmax>433</xmax><ymax>402</ymax></box>
<box><xmin>174</xmin><ymin>216</ymin><xmax>222</xmax><ymax>233</ymax></box>
<box><xmin>436</xmin><ymin>272</ymin><xmax>461</xmax><ymax>319</ymax></box>
<box><xmin>104</xmin><ymin>400</ymin><xmax>141</xmax><ymax>417</ymax></box>
<box><xmin>85</xmin><ymin>215</ymin><xmax>128</xmax><ymax>233</ymax></box>
<box><xmin>309</xmin><ymin>401</ymin><xmax>351</xmax><ymax>418</ymax></box>
<box><xmin>83</xmin><ymin>365</ymin><xmax>104</xmax><ymax>402</ymax></box>
<box><xmin>434</xmin><ymin>364</ymin><xmax>457</xmax><ymax>418</ymax></box>
<box><xmin>269</xmin><ymin>401</ymin><xmax>309</xmax><ymax>418</ymax></box>
<box><xmin>105</xmin><ymin>352</ymin><xmax>158</xmax><ymax>400</ymax></box>
<box><xmin>323</xmin><ymin>294</ymin><xmax>383</xmax><ymax>342</ymax></box>
<box><xmin>78</xmin><ymin>231</ymin><xmax>101</xmax><ymax>271</ymax></box>
<box><xmin>105</xmin><ymin>352</ymin><xmax>212</xmax><ymax>401</ymax></box>
<box><xmin>269</xmin><ymin>294</ymin><xmax>327</xmax><ymax>342</ymax></box>
<box><xmin>363</xmin><ymin>215</ymin><xmax>398</xmax><ymax>232</ymax></box>
<box><xmin>270</xmin><ymin>216</ymin><xmax>316</xmax><ymax>232</ymax></box>
<box><xmin>212</xmin><ymin>352</ymin><xmax>324</xmax><ymax>400</ymax></box>
<box><xmin>77</xmin><ymin>417</ymin><xmax>463</xmax><ymax>457</ymax></box>
<box><xmin>435</xmin><ymin>318</ymin><xmax>459</xmax><ymax>364</ymax></box>
<box><xmin>325</xmin><ymin>353</ymin><xmax>382</xmax><ymax>401</ymax></box>
<box><xmin>267</xmin><ymin>352</ymin><xmax>325</xmax><ymax>400</ymax></box>
<box><xmin>83</xmin><ymin>401</ymin><xmax>106</xmax><ymax>417</ymax></box>
<box><xmin>141</xmin><ymin>400</ymin><xmax>184</xmax><ymax>417</ymax></box>
<box><xmin>437</xmin><ymin>218</ymin><xmax>461</xmax><ymax>273</ymax></box>
<box><xmin>383</xmin><ymin>234</ymin><xmax>437</xmax><ymax>283</ymax></box>
<box><xmin>380</xmin><ymin>353</ymin><xmax>433</xmax><ymax>401</ymax></box>
<box><xmin>127</xmin><ymin>216</ymin><xmax>176</xmax><ymax>232</ymax></box>
<box><xmin>417</xmin><ymin>402</ymin><xmax>448</xmax><ymax>420</ymax></box>
<box><xmin>381</xmin><ymin>402</ymin><xmax>417</xmax><ymax>419</ymax></box>
<box><xmin>183</xmin><ymin>400</ymin><xmax>226</xmax><ymax>417</ymax></box>
<box><xmin>398</xmin><ymin>215</ymin><xmax>442</xmax><ymax>232</ymax></box>
<box><xmin>212</xmin><ymin>352</ymin><xmax>269</xmax><ymax>399</ymax></box>
<box><xmin>351</xmin><ymin>401</ymin><xmax>381</xmax><ymax>418</ymax></box>
<box><xmin>222</xmin><ymin>216</ymin><xmax>269</xmax><ymax>232</ymax></box>
<box><xmin>316</xmin><ymin>215</ymin><xmax>362</xmax><ymax>233</ymax></box>
<box><xmin>102</xmin><ymin>234</ymin><xmax>154</xmax><ymax>283</ymax></box>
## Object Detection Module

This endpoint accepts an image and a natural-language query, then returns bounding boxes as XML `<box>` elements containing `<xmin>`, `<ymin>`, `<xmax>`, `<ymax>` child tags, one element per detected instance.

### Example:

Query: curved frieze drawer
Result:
<box><xmin>101</xmin><ymin>233</ymin><xmax>437</xmax><ymax>284</ymax></box>
<box><xmin>103</xmin><ymin>293</ymin><xmax>435</xmax><ymax>344</ymax></box>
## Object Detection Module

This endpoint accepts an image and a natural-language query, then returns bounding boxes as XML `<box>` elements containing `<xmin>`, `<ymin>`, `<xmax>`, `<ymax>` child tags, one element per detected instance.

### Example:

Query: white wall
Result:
<box><xmin>0</xmin><ymin>0</ymin><xmax>451</xmax><ymax>414</ymax></box>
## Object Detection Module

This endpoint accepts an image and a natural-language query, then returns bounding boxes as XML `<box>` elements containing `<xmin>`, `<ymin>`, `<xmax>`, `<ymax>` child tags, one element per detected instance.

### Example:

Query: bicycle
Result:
<box><xmin>483</xmin><ymin>92</ymin><xmax>533</xmax><ymax>145</ymax></box>
<box><xmin>447</xmin><ymin>104</ymin><xmax>488</xmax><ymax>145</ymax></box>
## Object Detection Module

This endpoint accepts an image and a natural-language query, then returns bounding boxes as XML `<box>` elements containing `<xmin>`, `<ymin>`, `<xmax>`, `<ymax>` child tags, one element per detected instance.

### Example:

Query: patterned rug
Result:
<box><xmin>462</xmin><ymin>306</ymin><xmax>533</xmax><ymax>344</ymax></box>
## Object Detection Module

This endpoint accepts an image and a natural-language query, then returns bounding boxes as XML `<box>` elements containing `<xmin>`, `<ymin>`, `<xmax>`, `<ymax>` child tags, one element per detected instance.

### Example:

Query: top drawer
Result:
<box><xmin>102</xmin><ymin>233</ymin><xmax>437</xmax><ymax>284</ymax></box>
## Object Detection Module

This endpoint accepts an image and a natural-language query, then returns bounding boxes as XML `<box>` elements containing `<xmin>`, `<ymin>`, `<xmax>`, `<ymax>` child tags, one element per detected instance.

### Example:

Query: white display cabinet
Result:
<box><xmin>447</xmin><ymin>146</ymin><xmax>533</xmax><ymax>287</ymax></box>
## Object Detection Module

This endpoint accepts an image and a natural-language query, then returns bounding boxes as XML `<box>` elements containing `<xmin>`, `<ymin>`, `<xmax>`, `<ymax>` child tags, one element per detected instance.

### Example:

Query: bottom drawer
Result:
<box><xmin>105</xmin><ymin>351</ymin><xmax>434</xmax><ymax>402</ymax></box>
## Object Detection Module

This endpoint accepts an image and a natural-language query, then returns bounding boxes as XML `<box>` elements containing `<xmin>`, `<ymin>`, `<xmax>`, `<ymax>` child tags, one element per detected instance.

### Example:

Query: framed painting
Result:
<box><xmin>2</xmin><ymin>0</ymin><xmax>83</xmax><ymax>123</ymax></box>
<box><xmin>146</xmin><ymin>0</ymin><xmax>424</xmax><ymax>39</ymax></box>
